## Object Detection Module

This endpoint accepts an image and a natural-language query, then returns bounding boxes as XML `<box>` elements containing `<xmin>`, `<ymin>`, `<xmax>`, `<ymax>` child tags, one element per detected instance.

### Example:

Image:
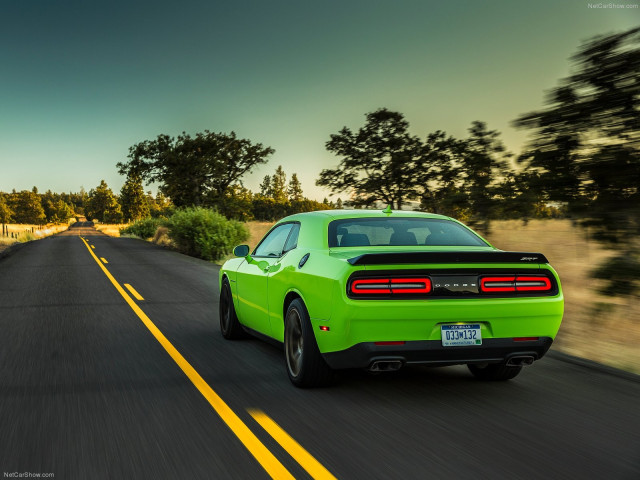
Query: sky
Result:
<box><xmin>0</xmin><ymin>0</ymin><xmax>637</xmax><ymax>200</ymax></box>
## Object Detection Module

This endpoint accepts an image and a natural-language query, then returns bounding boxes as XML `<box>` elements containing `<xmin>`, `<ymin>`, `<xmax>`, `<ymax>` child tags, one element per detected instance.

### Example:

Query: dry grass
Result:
<box><xmin>486</xmin><ymin>219</ymin><xmax>639</xmax><ymax>373</ymax></box>
<box><xmin>0</xmin><ymin>223</ymin><xmax>70</xmax><ymax>252</ymax></box>
<box><xmin>151</xmin><ymin>226</ymin><xmax>172</xmax><ymax>247</ymax></box>
<box><xmin>94</xmin><ymin>223</ymin><xmax>129</xmax><ymax>237</ymax></box>
<box><xmin>246</xmin><ymin>221</ymin><xmax>275</xmax><ymax>249</ymax></box>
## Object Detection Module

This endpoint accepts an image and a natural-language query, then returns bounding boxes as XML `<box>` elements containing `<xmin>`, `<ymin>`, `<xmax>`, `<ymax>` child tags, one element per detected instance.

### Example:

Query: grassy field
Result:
<box><xmin>94</xmin><ymin>223</ymin><xmax>129</xmax><ymax>237</ymax></box>
<box><xmin>0</xmin><ymin>223</ymin><xmax>70</xmax><ymax>252</ymax></box>
<box><xmin>486</xmin><ymin>220</ymin><xmax>639</xmax><ymax>373</ymax></box>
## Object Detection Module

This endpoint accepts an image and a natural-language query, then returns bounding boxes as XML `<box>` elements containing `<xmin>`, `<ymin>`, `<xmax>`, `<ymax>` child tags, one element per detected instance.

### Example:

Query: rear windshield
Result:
<box><xmin>328</xmin><ymin>218</ymin><xmax>487</xmax><ymax>247</ymax></box>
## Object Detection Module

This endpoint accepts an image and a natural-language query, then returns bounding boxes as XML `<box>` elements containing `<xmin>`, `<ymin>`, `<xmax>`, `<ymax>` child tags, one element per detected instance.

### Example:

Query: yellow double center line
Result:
<box><xmin>80</xmin><ymin>237</ymin><xmax>336</xmax><ymax>480</ymax></box>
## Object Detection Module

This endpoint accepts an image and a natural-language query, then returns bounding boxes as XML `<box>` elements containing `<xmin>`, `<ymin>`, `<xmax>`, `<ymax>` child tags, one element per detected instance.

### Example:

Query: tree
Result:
<box><xmin>10</xmin><ymin>190</ymin><xmax>46</xmax><ymax>224</ymax></box>
<box><xmin>0</xmin><ymin>194</ymin><xmax>13</xmax><ymax>228</ymax></box>
<box><xmin>288</xmin><ymin>173</ymin><xmax>303</xmax><ymax>201</ymax></box>
<box><xmin>146</xmin><ymin>191</ymin><xmax>172</xmax><ymax>218</ymax></box>
<box><xmin>120</xmin><ymin>173</ymin><xmax>149</xmax><ymax>222</ymax></box>
<box><xmin>117</xmin><ymin>130</ymin><xmax>274</xmax><ymax>207</ymax></box>
<box><xmin>41</xmin><ymin>190</ymin><xmax>74</xmax><ymax>223</ymax></box>
<box><xmin>86</xmin><ymin>180</ymin><xmax>123</xmax><ymax>223</ymax></box>
<box><xmin>317</xmin><ymin>108</ymin><xmax>424</xmax><ymax>209</ymax></box>
<box><xmin>218</xmin><ymin>184</ymin><xmax>254</xmax><ymax>221</ymax></box>
<box><xmin>514</xmin><ymin>27</ymin><xmax>640</xmax><ymax>296</ymax></box>
<box><xmin>259</xmin><ymin>175</ymin><xmax>272</xmax><ymax>197</ymax></box>
<box><xmin>50</xmin><ymin>199</ymin><xmax>73</xmax><ymax>223</ymax></box>
<box><xmin>419</xmin><ymin>124</ymin><xmax>512</xmax><ymax>230</ymax></box>
<box><xmin>271</xmin><ymin>165</ymin><xmax>288</xmax><ymax>203</ymax></box>
<box><xmin>458</xmin><ymin>122</ymin><xmax>513</xmax><ymax>231</ymax></box>
<box><xmin>417</xmin><ymin>131</ymin><xmax>469</xmax><ymax>218</ymax></box>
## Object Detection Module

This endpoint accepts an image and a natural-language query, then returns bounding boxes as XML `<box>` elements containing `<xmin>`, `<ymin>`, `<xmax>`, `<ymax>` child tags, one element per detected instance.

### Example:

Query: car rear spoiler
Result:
<box><xmin>347</xmin><ymin>251</ymin><xmax>549</xmax><ymax>266</ymax></box>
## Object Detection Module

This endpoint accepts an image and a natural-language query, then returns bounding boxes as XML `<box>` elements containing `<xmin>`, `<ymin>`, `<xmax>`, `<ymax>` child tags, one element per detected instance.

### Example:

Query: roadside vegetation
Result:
<box><xmin>0</xmin><ymin>222</ymin><xmax>72</xmax><ymax>252</ymax></box>
<box><xmin>487</xmin><ymin>220</ymin><xmax>639</xmax><ymax>374</ymax></box>
<box><xmin>120</xmin><ymin>207</ymin><xmax>248</xmax><ymax>262</ymax></box>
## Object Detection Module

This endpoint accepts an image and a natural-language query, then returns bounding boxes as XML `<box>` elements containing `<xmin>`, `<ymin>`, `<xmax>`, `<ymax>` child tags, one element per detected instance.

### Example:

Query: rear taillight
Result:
<box><xmin>350</xmin><ymin>277</ymin><xmax>431</xmax><ymax>296</ymax></box>
<box><xmin>480</xmin><ymin>276</ymin><xmax>516</xmax><ymax>292</ymax></box>
<box><xmin>390</xmin><ymin>278</ymin><xmax>431</xmax><ymax>294</ymax></box>
<box><xmin>514</xmin><ymin>276</ymin><xmax>552</xmax><ymax>291</ymax></box>
<box><xmin>480</xmin><ymin>275</ymin><xmax>552</xmax><ymax>293</ymax></box>
<box><xmin>351</xmin><ymin>278</ymin><xmax>391</xmax><ymax>294</ymax></box>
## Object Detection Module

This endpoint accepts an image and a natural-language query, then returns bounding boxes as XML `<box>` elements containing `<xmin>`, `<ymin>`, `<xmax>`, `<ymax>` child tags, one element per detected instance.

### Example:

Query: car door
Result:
<box><xmin>235</xmin><ymin>223</ymin><xmax>294</xmax><ymax>336</ymax></box>
<box><xmin>266</xmin><ymin>223</ymin><xmax>301</xmax><ymax>339</ymax></box>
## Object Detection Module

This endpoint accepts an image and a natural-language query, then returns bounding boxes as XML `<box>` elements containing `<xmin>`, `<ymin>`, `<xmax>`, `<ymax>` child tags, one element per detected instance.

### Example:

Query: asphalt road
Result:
<box><xmin>1</xmin><ymin>222</ymin><xmax>639</xmax><ymax>479</ymax></box>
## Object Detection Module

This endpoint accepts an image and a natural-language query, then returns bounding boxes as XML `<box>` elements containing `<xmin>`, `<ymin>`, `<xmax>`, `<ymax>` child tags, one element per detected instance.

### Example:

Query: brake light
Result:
<box><xmin>515</xmin><ymin>276</ymin><xmax>552</xmax><ymax>291</ymax></box>
<box><xmin>391</xmin><ymin>278</ymin><xmax>431</xmax><ymax>294</ymax></box>
<box><xmin>480</xmin><ymin>276</ymin><xmax>516</xmax><ymax>292</ymax></box>
<box><xmin>350</xmin><ymin>277</ymin><xmax>431</xmax><ymax>296</ymax></box>
<box><xmin>351</xmin><ymin>278</ymin><xmax>391</xmax><ymax>294</ymax></box>
<box><xmin>480</xmin><ymin>276</ymin><xmax>552</xmax><ymax>293</ymax></box>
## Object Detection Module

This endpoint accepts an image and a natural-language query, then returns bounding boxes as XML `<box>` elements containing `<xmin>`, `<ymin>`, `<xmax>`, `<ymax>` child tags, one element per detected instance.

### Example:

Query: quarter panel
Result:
<box><xmin>267</xmin><ymin>250</ymin><xmax>346</xmax><ymax>342</ymax></box>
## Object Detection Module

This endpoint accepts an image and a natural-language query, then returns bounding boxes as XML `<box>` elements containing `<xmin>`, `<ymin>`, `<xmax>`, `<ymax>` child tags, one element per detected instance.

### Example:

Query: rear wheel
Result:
<box><xmin>219</xmin><ymin>278</ymin><xmax>246</xmax><ymax>339</ymax></box>
<box><xmin>467</xmin><ymin>362</ymin><xmax>522</xmax><ymax>381</ymax></box>
<box><xmin>284</xmin><ymin>299</ymin><xmax>333</xmax><ymax>388</ymax></box>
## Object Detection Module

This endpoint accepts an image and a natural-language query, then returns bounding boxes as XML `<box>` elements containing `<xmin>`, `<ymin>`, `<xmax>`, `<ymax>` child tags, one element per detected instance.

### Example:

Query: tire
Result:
<box><xmin>468</xmin><ymin>362</ymin><xmax>523</xmax><ymax>381</ymax></box>
<box><xmin>219</xmin><ymin>278</ymin><xmax>246</xmax><ymax>339</ymax></box>
<box><xmin>284</xmin><ymin>298</ymin><xmax>333</xmax><ymax>388</ymax></box>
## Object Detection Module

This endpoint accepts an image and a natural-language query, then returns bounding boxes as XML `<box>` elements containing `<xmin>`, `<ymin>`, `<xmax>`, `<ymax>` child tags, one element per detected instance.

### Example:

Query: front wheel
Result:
<box><xmin>219</xmin><ymin>279</ymin><xmax>246</xmax><ymax>339</ymax></box>
<box><xmin>467</xmin><ymin>363</ymin><xmax>522</xmax><ymax>381</ymax></box>
<box><xmin>284</xmin><ymin>299</ymin><xmax>333</xmax><ymax>388</ymax></box>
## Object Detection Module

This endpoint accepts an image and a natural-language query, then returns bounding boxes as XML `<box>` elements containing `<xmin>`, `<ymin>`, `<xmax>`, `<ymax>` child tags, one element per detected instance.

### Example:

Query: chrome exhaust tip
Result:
<box><xmin>506</xmin><ymin>355</ymin><xmax>535</xmax><ymax>367</ymax></box>
<box><xmin>369</xmin><ymin>360</ymin><xmax>403</xmax><ymax>372</ymax></box>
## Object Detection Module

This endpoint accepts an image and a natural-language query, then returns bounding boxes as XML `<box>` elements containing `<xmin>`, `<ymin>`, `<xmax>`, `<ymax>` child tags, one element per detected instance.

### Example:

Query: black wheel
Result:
<box><xmin>467</xmin><ymin>362</ymin><xmax>523</xmax><ymax>381</ymax></box>
<box><xmin>219</xmin><ymin>278</ymin><xmax>246</xmax><ymax>339</ymax></box>
<box><xmin>284</xmin><ymin>298</ymin><xmax>333</xmax><ymax>388</ymax></box>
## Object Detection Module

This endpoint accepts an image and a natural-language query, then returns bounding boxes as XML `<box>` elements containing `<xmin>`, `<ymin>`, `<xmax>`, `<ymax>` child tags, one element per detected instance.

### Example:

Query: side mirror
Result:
<box><xmin>233</xmin><ymin>245</ymin><xmax>250</xmax><ymax>257</ymax></box>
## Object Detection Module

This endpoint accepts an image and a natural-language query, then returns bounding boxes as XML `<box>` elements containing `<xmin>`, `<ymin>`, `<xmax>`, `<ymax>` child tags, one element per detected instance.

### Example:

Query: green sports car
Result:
<box><xmin>219</xmin><ymin>209</ymin><xmax>563</xmax><ymax>387</ymax></box>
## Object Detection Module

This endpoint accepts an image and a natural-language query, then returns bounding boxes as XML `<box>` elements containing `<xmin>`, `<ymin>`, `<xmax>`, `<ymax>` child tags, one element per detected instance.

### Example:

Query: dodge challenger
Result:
<box><xmin>219</xmin><ymin>209</ymin><xmax>563</xmax><ymax>387</ymax></box>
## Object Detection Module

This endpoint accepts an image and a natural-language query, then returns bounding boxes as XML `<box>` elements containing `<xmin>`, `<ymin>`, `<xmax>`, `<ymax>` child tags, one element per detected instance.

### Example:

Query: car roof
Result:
<box><xmin>282</xmin><ymin>209</ymin><xmax>451</xmax><ymax>222</ymax></box>
<box><xmin>272</xmin><ymin>209</ymin><xmax>483</xmax><ymax>250</ymax></box>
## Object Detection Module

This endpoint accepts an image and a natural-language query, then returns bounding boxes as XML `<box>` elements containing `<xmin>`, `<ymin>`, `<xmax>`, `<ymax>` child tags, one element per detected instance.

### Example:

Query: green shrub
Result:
<box><xmin>120</xmin><ymin>217</ymin><xmax>164</xmax><ymax>239</ymax></box>
<box><xmin>166</xmin><ymin>207</ymin><xmax>248</xmax><ymax>261</ymax></box>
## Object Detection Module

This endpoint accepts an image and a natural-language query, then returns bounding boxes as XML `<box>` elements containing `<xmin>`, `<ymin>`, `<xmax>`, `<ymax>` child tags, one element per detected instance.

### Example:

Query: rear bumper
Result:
<box><xmin>322</xmin><ymin>337</ymin><xmax>553</xmax><ymax>369</ymax></box>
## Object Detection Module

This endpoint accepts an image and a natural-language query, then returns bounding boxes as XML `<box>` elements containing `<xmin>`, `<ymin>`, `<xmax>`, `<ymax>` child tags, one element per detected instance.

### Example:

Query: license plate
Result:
<box><xmin>441</xmin><ymin>324</ymin><xmax>482</xmax><ymax>346</ymax></box>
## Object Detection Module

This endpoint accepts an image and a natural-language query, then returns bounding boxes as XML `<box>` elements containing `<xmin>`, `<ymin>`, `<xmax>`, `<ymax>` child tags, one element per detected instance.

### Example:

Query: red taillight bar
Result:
<box><xmin>390</xmin><ymin>278</ymin><xmax>431</xmax><ymax>294</ymax></box>
<box><xmin>351</xmin><ymin>278</ymin><xmax>391</xmax><ymax>294</ymax></box>
<box><xmin>515</xmin><ymin>276</ymin><xmax>552</xmax><ymax>291</ymax></box>
<box><xmin>480</xmin><ymin>276</ymin><xmax>516</xmax><ymax>292</ymax></box>
<box><xmin>350</xmin><ymin>277</ymin><xmax>431</xmax><ymax>295</ymax></box>
<box><xmin>480</xmin><ymin>275</ymin><xmax>552</xmax><ymax>293</ymax></box>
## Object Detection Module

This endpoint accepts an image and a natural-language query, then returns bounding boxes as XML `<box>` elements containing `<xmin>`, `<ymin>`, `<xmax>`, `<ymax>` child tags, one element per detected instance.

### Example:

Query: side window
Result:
<box><xmin>254</xmin><ymin>224</ymin><xmax>294</xmax><ymax>257</ymax></box>
<box><xmin>283</xmin><ymin>223</ymin><xmax>300</xmax><ymax>252</ymax></box>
